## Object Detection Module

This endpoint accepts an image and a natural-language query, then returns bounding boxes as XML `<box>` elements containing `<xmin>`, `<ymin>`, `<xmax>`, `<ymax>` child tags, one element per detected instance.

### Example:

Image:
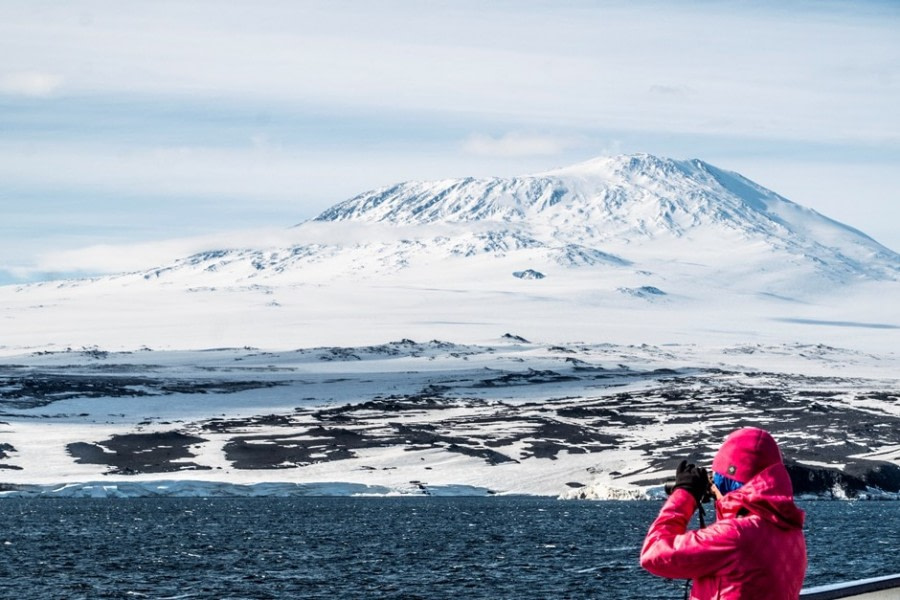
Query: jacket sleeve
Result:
<box><xmin>640</xmin><ymin>489</ymin><xmax>741</xmax><ymax>580</ymax></box>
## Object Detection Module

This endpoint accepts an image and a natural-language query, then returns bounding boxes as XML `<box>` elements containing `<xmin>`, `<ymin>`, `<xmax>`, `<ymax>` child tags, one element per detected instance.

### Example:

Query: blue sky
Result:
<box><xmin>2</xmin><ymin>0</ymin><xmax>898</xmax><ymax>284</ymax></box>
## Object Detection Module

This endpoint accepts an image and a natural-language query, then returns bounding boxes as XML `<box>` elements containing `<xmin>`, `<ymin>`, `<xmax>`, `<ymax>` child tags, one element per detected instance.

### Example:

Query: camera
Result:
<box><xmin>664</xmin><ymin>469</ymin><xmax>714</xmax><ymax>503</ymax></box>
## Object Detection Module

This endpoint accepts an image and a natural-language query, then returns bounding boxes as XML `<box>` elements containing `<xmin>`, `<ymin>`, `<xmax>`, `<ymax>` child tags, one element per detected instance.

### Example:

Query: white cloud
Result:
<box><xmin>0</xmin><ymin>140</ymin><xmax>591</xmax><ymax>210</ymax></box>
<box><xmin>648</xmin><ymin>84</ymin><xmax>692</xmax><ymax>96</ymax></box>
<box><xmin>28</xmin><ymin>228</ymin><xmax>292</xmax><ymax>276</ymax></box>
<box><xmin>0</xmin><ymin>142</ymin><xmax>332</xmax><ymax>203</ymax></box>
<box><xmin>0</xmin><ymin>71</ymin><xmax>63</xmax><ymax>97</ymax></box>
<box><xmin>1</xmin><ymin>2</ymin><xmax>897</xmax><ymax>142</ymax></box>
<box><xmin>462</xmin><ymin>132</ymin><xmax>578</xmax><ymax>158</ymax></box>
<box><xmin>23</xmin><ymin>221</ymin><xmax>487</xmax><ymax>277</ymax></box>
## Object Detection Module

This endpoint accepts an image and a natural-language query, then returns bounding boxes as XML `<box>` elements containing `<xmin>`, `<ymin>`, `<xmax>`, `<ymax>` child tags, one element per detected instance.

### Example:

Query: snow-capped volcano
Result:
<box><xmin>3</xmin><ymin>153</ymin><xmax>898</xmax><ymax>355</ymax></box>
<box><xmin>311</xmin><ymin>153</ymin><xmax>897</xmax><ymax>282</ymax></box>
<box><xmin>317</xmin><ymin>154</ymin><xmax>782</xmax><ymax>234</ymax></box>
<box><xmin>312</xmin><ymin>153</ymin><xmax>860</xmax><ymax>242</ymax></box>
<box><xmin>136</xmin><ymin>153</ymin><xmax>896</xmax><ymax>290</ymax></box>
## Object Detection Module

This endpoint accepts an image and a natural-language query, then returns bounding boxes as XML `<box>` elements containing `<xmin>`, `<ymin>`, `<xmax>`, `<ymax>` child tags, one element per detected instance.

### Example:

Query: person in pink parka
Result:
<box><xmin>640</xmin><ymin>427</ymin><xmax>807</xmax><ymax>599</ymax></box>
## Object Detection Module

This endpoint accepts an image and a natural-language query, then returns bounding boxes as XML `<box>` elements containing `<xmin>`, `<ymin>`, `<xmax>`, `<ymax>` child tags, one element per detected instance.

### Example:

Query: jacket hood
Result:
<box><xmin>712</xmin><ymin>427</ymin><xmax>782</xmax><ymax>484</ymax></box>
<box><xmin>717</xmin><ymin>462</ymin><xmax>805</xmax><ymax>530</ymax></box>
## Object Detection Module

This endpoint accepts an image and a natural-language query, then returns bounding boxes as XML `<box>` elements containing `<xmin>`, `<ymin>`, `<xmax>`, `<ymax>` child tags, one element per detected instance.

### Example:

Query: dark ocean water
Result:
<box><xmin>0</xmin><ymin>497</ymin><xmax>896</xmax><ymax>599</ymax></box>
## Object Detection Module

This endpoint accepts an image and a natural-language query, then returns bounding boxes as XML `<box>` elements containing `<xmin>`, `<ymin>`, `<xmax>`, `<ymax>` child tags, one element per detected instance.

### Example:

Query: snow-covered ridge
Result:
<box><xmin>60</xmin><ymin>152</ymin><xmax>891</xmax><ymax>295</ymax></box>
<box><xmin>1</xmin><ymin>341</ymin><xmax>898</xmax><ymax>499</ymax></box>
<box><xmin>313</xmin><ymin>154</ymin><xmax>897</xmax><ymax>279</ymax></box>
<box><xmin>12</xmin><ymin>153</ymin><xmax>894</xmax><ymax>296</ymax></box>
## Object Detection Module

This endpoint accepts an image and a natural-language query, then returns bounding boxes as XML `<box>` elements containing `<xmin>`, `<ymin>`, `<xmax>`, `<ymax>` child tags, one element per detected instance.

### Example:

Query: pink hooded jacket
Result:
<box><xmin>640</xmin><ymin>428</ymin><xmax>807</xmax><ymax>599</ymax></box>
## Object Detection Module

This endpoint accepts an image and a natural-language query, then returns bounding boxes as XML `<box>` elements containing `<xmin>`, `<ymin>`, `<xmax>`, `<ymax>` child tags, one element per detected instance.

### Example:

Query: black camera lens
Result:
<box><xmin>663</xmin><ymin>479</ymin><xmax>712</xmax><ymax>502</ymax></box>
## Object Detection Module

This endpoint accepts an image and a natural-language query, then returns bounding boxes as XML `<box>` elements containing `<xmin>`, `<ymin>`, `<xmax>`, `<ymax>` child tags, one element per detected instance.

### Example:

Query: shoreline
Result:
<box><xmin>1</xmin><ymin>479</ymin><xmax>897</xmax><ymax>500</ymax></box>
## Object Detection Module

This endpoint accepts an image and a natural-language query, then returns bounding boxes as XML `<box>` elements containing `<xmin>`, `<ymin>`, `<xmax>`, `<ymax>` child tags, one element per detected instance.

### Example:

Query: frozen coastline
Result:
<box><xmin>2</xmin><ymin>480</ymin><xmax>897</xmax><ymax>500</ymax></box>
<box><xmin>2</xmin><ymin>341</ymin><xmax>898</xmax><ymax>500</ymax></box>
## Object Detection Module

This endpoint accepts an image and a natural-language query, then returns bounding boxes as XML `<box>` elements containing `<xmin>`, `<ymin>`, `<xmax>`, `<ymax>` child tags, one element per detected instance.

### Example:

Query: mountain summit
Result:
<box><xmin>315</xmin><ymin>154</ymin><xmax>838</xmax><ymax>235</ymax></box>
<box><xmin>309</xmin><ymin>153</ymin><xmax>897</xmax><ymax>283</ymax></box>
<box><xmin>318</xmin><ymin>154</ymin><xmax>756</xmax><ymax>232</ymax></box>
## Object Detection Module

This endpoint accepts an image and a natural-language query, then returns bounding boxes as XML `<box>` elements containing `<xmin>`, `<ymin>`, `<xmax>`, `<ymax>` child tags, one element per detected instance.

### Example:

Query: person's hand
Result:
<box><xmin>672</xmin><ymin>460</ymin><xmax>710</xmax><ymax>507</ymax></box>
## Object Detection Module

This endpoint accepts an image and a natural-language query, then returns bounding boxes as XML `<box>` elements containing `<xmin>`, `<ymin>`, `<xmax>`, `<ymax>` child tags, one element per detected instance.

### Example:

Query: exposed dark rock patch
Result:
<box><xmin>512</xmin><ymin>269</ymin><xmax>545</xmax><ymax>280</ymax></box>
<box><xmin>158</xmin><ymin>381</ymin><xmax>280</xmax><ymax>394</ymax></box>
<box><xmin>312</xmin><ymin>392</ymin><xmax>454</xmax><ymax>421</ymax></box>
<box><xmin>864</xmin><ymin>391</ymin><xmax>899</xmax><ymax>402</ymax></box>
<box><xmin>0</xmin><ymin>372</ymin><xmax>283</xmax><ymax>410</ymax></box>
<box><xmin>442</xmin><ymin>442</ymin><xmax>515</xmax><ymax>465</ymax></box>
<box><xmin>0</xmin><ymin>374</ymin><xmax>153</xmax><ymax>409</ymax></box>
<box><xmin>300</xmin><ymin>339</ymin><xmax>475</xmax><ymax>362</ymax></box>
<box><xmin>0</xmin><ymin>442</ymin><xmax>20</xmax><ymax>470</ymax></box>
<box><xmin>318</xmin><ymin>348</ymin><xmax>363</xmax><ymax>361</ymax></box>
<box><xmin>224</xmin><ymin>433</ymin><xmax>358</xmax><ymax>469</ymax></box>
<box><xmin>221</xmin><ymin>419</ymin><xmax>518</xmax><ymax>469</ymax></box>
<box><xmin>555</xmin><ymin>405</ymin><xmax>656</xmax><ymax>427</ymax></box>
<box><xmin>475</xmin><ymin>369</ymin><xmax>579</xmax><ymax>388</ymax></box>
<box><xmin>519</xmin><ymin>419</ymin><xmax>620</xmax><ymax>460</ymax></box>
<box><xmin>201</xmin><ymin>414</ymin><xmax>298</xmax><ymax>433</ymax></box>
<box><xmin>548</xmin><ymin>346</ymin><xmax>576</xmax><ymax>354</ymax></box>
<box><xmin>786</xmin><ymin>462</ymin><xmax>869</xmax><ymax>497</ymax></box>
<box><xmin>391</xmin><ymin>423</ymin><xmax>517</xmax><ymax>465</ymax></box>
<box><xmin>502</xmin><ymin>333</ymin><xmax>530</xmax><ymax>343</ymax></box>
<box><xmin>844</xmin><ymin>460</ymin><xmax>900</xmax><ymax>493</ymax></box>
<box><xmin>67</xmin><ymin>432</ymin><xmax>210</xmax><ymax>475</ymax></box>
<box><xmin>619</xmin><ymin>286</ymin><xmax>666</xmax><ymax>298</ymax></box>
<box><xmin>0</xmin><ymin>442</ymin><xmax>16</xmax><ymax>459</ymax></box>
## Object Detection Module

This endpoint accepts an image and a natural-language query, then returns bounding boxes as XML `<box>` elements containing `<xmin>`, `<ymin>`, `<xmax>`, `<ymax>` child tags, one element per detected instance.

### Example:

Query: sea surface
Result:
<box><xmin>0</xmin><ymin>497</ymin><xmax>896</xmax><ymax>599</ymax></box>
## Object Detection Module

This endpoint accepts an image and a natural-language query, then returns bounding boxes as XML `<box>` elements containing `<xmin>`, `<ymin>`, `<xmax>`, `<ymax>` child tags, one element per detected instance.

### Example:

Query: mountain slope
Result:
<box><xmin>311</xmin><ymin>154</ymin><xmax>898</xmax><ymax>282</ymax></box>
<box><xmin>137</xmin><ymin>153</ymin><xmax>896</xmax><ymax>290</ymax></box>
<box><xmin>4</xmin><ymin>153</ymin><xmax>898</xmax><ymax>357</ymax></box>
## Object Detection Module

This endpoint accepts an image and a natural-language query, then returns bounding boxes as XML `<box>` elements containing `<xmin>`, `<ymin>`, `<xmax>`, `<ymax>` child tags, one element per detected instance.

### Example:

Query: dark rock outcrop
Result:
<box><xmin>787</xmin><ymin>460</ymin><xmax>900</xmax><ymax>498</ymax></box>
